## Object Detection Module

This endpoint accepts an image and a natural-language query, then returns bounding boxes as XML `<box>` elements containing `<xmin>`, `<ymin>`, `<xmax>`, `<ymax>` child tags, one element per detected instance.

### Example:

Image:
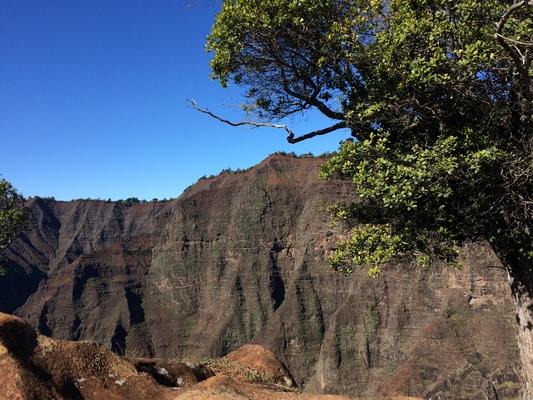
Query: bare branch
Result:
<box><xmin>495</xmin><ymin>33</ymin><xmax>533</xmax><ymax>48</ymax></box>
<box><xmin>495</xmin><ymin>0</ymin><xmax>533</xmax><ymax>121</ymax></box>
<box><xmin>266</xmin><ymin>37</ymin><xmax>346</xmax><ymax>120</ymax></box>
<box><xmin>282</xmin><ymin>79</ymin><xmax>346</xmax><ymax>120</ymax></box>
<box><xmin>496</xmin><ymin>0</ymin><xmax>533</xmax><ymax>34</ymax></box>
<box><xmin>189</xmin><ymin>99</ymin><xmax>293</xmax><ymax>132</ymax></box>
<box><xmin>288</xmin><ymin>121</ymin><xmax>347</xmax><ymax>143</ymax></box>
<box><xmin>279</xmin><ymin>67</ymin><xmax>345</xmax><ymax>120</ymax></box>
<box><xmin>188</xmin><ymin>99</ymin><xmax>348</xmax><ymax>143</ymax></box>
<box><xmin>495</xmin><ymin>0</ymin><xmax>533</xmax><ymax>71</ymax></box>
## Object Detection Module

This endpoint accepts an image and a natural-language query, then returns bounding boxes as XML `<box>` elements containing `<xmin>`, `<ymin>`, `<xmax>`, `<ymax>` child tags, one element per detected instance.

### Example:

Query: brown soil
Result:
<box><xmin>175</xmin><ymin>375</ymin><xmax>350</xmax><ymax>400</ymax></box>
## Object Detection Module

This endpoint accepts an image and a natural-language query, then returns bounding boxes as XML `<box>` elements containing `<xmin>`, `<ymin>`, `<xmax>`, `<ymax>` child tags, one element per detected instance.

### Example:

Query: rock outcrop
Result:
<box><xmin>224</xmin><ymin>344</ymin><xmax>295</xmax><ymax>387</ymax></box>
<box><xmin>0</xmin><ymin>312</ymin><xmax>174</xmax><ymax>400</ymax></box>
<box><xmin>0</xmin><ymin>312</ymin><xmax>361</xmax><ymax>400</ymax></box>
<box><xmin>0</xmin><ymin>154</ymin><xmax>522</xmax><ymax>399</ymax></box>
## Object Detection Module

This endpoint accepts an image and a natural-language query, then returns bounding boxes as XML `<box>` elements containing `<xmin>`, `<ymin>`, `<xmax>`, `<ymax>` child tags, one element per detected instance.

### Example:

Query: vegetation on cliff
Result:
<box><xmin>0</xmin><ymin>179</ymin><xmax>27</xmax><ymax>251</ymax></box>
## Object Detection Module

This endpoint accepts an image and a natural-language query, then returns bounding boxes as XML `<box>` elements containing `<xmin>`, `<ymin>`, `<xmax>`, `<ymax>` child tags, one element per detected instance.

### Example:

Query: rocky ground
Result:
<box><xmin>0</xmin><ymin>312</ymin><xmax>423</xmax><ymax>400</ymax></box>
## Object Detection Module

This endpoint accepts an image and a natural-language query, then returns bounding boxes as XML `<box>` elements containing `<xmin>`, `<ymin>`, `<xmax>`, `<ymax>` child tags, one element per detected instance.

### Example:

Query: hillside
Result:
<box><xmin>0</xmin><ymin>154</ymin><xmax>522</xmax><ymax>399</ymax></box>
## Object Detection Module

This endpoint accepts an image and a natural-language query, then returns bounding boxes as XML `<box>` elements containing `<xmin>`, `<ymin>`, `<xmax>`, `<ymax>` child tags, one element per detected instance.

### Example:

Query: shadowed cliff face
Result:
<box><xmin>0</xmin><ymin>155</ymin><xmax>522</xmax><ymax>399</ymax></box>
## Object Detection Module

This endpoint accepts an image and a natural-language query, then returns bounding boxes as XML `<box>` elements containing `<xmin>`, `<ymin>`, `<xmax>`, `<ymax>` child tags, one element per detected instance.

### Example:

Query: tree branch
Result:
<box><xmin>188</xmin><ymin>99</ymin><xmax>347</xmax><ymax>143</ymax></box>
<box><xmin>278</xmin><ymin>67</ymin><xmax>346</xmax><ymax>121</ymax></box>
<box><xmin>495</xmin><ymin>33</ymin><xmax>533</xmax><ymax>48</ymax></box>
<box><xmin>495</xmin><ymin>0</ymin><xmax>533</xmax><ymax>121</ymax></box>
<box><xmin>267</xmin><ymin>37</ymin><xmax>346</xmax><ymax>120</ymax></box>
<box><xmin>189</xmin><ymin>99</ymin><xmax>292</xmax><ymax>132</ymax></box>
<box><xmin>288</xmin><ymin>121</ymin><xmax>347</xmax><ymax>143</ymax></box>
<box><xmin>495</xmin><ymin>0</ymin><xmax>533</xmax><ymax>71</ymax></box>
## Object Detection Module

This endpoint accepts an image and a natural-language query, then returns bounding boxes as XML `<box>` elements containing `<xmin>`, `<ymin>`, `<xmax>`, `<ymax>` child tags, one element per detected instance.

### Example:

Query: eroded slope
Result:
<box><xmin>0</xmin><ymin>155</ymin><xmax>521</xmax><ymax>399</ymax></box>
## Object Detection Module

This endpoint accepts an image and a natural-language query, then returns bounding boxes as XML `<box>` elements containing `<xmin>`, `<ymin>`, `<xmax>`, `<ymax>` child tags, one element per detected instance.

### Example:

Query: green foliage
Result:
<box><xmin>267</xmin><ymin>151</ymin><xmax>335</xmax><ymax>158</ymax></box>
<box><xmin>0</xmin><ymin>179</ymin><xmax>28</xmax><ymax>250</ymax></box>
<box><xmin>114</xmin><ymin>197</ymin><xmax>168</xmax><ymax>206</ymax></box>
<box><xmin>207</xmin><ymin>0</ymin><xmax>378</xmax><ymax>121</ymax></box>
<box><xmin>320</xmin><ymin>127</ymin><xmax>520</xmax><ymax>272</ymax></box>
<box><xmin>329</xmin><ymin>224</ymin><xmax>407</xmax><ymax>276</ymax></box>
<box><xmin>208</xmin><ymin>0</ymin><xmax>533</xmax><ymax>273</ymax></box>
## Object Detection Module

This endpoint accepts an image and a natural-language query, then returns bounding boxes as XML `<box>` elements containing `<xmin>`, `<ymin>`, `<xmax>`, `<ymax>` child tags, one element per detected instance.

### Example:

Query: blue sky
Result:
<box><xmin>1</xmin><ymin>1</ymin><xmax>350</xmax><ymax>200</ymax></box>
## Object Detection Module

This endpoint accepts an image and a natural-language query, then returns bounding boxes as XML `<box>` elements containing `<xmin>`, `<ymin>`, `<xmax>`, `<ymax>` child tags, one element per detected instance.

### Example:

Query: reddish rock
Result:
<box><xmin>0</xmin><ymin>312</ymin><xmax>173</xmax><ymax>400</ymax></box>
<box><xmin>224</xmin><ymin>344</ymin><xmax>294</xmax><ymax>387</ymax></box>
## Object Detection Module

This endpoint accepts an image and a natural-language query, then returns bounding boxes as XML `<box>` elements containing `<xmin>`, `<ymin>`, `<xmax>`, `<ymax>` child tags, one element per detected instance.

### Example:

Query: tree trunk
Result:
<box><xmin>506</xmin><ymin>253</ymin><xmax>533</xmax><ymax>399</ymax></box>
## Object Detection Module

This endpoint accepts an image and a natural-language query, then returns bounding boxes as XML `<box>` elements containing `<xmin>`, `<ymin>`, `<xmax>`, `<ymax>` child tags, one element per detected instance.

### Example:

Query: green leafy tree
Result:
<box><xmin>0</xmin><ymin>179</ymin><xmax>27</xmax><ymax>250</ymax></box>
<box><xmin>205</xmin><ymin>0</ymin><xmax>533</xmax><ymax>395</ymax></box>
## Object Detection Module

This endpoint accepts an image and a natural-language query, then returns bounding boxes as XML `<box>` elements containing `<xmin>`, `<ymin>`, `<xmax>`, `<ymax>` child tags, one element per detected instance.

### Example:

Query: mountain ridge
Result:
<box><xmin>0</xmin><ymin>154</ymin><xmax>522</xmax><ymax>399</ymax></box>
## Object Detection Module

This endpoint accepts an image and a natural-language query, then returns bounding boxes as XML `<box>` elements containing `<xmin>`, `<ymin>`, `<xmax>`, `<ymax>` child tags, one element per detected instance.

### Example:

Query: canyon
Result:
<box><xmin>0</xmin><ymin>154</ymin><xmax>522</xmax><ymax>399</ymax></box>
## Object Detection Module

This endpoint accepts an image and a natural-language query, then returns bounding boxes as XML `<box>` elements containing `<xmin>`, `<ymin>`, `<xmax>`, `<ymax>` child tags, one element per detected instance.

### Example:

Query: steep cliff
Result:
<box><xmin>0</xmin><ymin>155</ymin><xmax>522</xmax><ymax>399</ymax></box>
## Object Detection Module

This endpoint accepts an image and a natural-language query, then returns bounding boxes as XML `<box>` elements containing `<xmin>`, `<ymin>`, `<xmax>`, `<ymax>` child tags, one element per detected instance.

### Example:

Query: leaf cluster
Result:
<box><xmin>0</xmin><ymin>179</ymin><xmax>28</xmax><ymax>250</ymax></box>
<box><xmin>321</xmin><ymin>128</ymin><xmax>512</xmax><ymax>273</ymax></box>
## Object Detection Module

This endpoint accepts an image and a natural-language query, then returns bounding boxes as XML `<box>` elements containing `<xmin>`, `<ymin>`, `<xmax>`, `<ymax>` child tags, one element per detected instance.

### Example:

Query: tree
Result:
<box><xmin>0</xmin><ymin>179</ymin><xmax>27</xmax><ymax>251</ymax></box>
<box><xmin>204</xmin><ymin>0</ymin><xmax>533</xmax><ymax>395</ymax></box>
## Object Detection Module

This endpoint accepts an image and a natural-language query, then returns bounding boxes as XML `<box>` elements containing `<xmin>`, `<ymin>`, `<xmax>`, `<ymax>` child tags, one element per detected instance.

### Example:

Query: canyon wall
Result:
<box><xmin>0</xmin><ymin>155</ymin><xmax>521</xmax><ymax>398</ymax></box>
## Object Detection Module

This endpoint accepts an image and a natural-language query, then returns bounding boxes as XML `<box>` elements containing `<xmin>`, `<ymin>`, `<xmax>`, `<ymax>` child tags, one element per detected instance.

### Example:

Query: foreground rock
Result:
<box><xmin>1</xmin><ymin>154</ymin><xmax>523</xmax><ymax>398</ymax></box>
<box><xmin>131</xmin><ymin>358</ymin><xmax>215</xmax><ymax>388</ymax></box>
<box><xmin>1</xmin><ymin>312</ymin><xmax>397</xmax><ymax>400</ymax></box>
<box><xmin>223</xmin><ymin>344</ymin><xmax>295</xmax><ymax>387</ymax></box>
<box><xmin>0</xmin><ymin>313</ymin><xmax>174</xmax><ymax>400</ymax></box>
<box><xmin>174</xmin><ymin>375</ymin><xmax>422</xmax><ymax>400</ymax></box>
<box><xmin>175</xmin><ymin>375</ymin><xmax>348</xmax><ymax>400</ymax></box>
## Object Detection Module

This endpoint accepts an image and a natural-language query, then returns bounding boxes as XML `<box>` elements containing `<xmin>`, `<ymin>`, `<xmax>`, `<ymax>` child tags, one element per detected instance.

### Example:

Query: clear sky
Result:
<box><xmin>1</xmin><ymin>0</ymin><xmax>350</xmax><ymax>200</ymax></box>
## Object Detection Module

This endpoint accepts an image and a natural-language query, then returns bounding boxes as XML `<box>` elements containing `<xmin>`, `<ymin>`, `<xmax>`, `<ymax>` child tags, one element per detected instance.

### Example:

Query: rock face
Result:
<box><xmin>0</xmin><ymin>154</ymin><xmax>522</xmax><ymax>399</ymax></box>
